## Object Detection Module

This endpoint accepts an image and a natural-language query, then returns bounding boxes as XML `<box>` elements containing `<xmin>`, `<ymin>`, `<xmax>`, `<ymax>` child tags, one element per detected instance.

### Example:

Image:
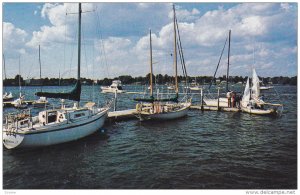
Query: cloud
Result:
<box><xmin>168</xmin><ymin>6</ymin><xmax>201</xmax><ymax>22</ymax></box>
<box><xmin>280</xmin><ymin>3</ymin><xmax>292</xmax><ymax>11</ymax></box>
<box><xmin>3</xmin><ymin>2</ymin><xmax>297</xmax><ymax>78</ymax></box>
<box><xmin>94</xmin><ymin>2</ymin><xmax>297</xmax><ymax>77</ymax></box>
<box><xmin>27</xmin><ymin>3</ymin><xmax>96</xmax><ymax>48</ymax></box>
<box><xmin>3</xmin><ymin>22</ymin><xmax>28</xmax><ymax>56</ymax></box>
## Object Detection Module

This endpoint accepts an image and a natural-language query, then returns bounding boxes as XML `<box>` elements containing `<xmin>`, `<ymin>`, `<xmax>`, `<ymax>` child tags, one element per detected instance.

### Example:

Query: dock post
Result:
<box><xmin>114</xmin><ymin>90</ymin><xmax>117</xmax><ymax>111</ymax></box>
<box><xmin>217</xmin><ymin>87</ymin><xmax>220</xmax><ymax>111</ymax></box>
<box><xmin>200</xmin><ymin>88</ymin><xmax>204</xmax><ymax>111</ymax></box>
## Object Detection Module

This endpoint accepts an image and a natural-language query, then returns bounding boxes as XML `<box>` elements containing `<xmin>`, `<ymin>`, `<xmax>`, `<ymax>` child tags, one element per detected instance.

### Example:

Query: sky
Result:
<box><xmin>2</xmin><ymin>2</ymin><xmax>298</xmax><ymax>80</ymax></box>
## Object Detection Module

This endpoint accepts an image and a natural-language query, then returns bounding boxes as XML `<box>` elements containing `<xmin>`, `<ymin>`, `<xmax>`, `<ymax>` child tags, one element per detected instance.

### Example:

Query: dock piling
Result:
<box><xmin>217</xmin><ymin>87</ymin><xmax>220</xmax><ymax>111</ymax></box>
<box><xmin>114</xmin><ymin>90</ymin><xmax>117</xmax><ymax>111</ymax></box>
<box><xmin>200</xmin><ymin>88</ymin><xmax>204</xmax><ymax>111</ymax></box>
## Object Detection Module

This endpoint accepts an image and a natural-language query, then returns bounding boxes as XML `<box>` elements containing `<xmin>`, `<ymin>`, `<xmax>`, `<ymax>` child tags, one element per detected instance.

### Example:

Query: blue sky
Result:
<box><xmin>2</xmin><ymin>2</ymin><xmax>297</xmax><ymax>80</ymax></box>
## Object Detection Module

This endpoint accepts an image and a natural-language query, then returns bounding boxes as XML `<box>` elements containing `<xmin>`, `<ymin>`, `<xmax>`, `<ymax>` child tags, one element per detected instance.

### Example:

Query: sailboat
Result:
<box><xmin>32</xmin><ymin>45</ymin><xmax>49</xmax><ymax>108</ymax></box>
<box><xmin>11</xmin><ymin>56</ymin><xmax>28</xmax><ymax>109</ymax></box>
<box><xmin>134</xmin><ymin>5</ymin><xmax>191</xmax><ymax>121</ymax></box>
<box><xmin>3</xmin><ymin>54</ymin><xmax>14</xmax><ymax>102</ymax></box>
<box><xmin>3</xmin><ymin>3</ymin><xmax>111</xmax><ymax>149</ymax></box>
<box><xmin>189</xmin><ymin>77</ymin><xmax>201</xmax><ymax>91</ymax></box>
<box><xmin>204</xmin><ymin>30</ymin><xmax>232</xmax><ymax>107</ymax></box>
<box><xmin>100</xmin><ymin>80</ymin><xmax>126</xmax><ymax>93</ymax></box>
<box><xmin>259</xmin><ymin>78</ymin><xmax>274</xmax><ymax>90</ymax></box>
<box><xmin>240</xmin><ymin>69</ymin><xmax>282</xmax><ymax>115</ymax></box>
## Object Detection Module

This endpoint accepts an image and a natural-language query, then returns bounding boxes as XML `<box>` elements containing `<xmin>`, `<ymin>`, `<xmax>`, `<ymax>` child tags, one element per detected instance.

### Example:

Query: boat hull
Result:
<box><xmin>190</xmin><ymin>87</ymin><xmax>201</xmax><ymax>91</ymax></box>
<box><xmin>3</xmin><ymin>110</ymin><xmax>108</xmax><ymax>149</ymax></box>
<box><xmin>138</xmin><ymin>103</ymin><xmax>190</xmax><ymax>121</ymax></box>
<box><xmin>3</xmin><ymin>97</ymin><xmax>14</xmax><ymax>102</ymax></box>
<box><xmin>101</xmin><ymin>87</ymin><xmax>125</xmax><ymax>93</ymax></box>
<box><xmin>260</xmin><ymin>86</ymin><xmax>274</xmax><ymax>90</ymax></box>
<box><xmin>241</xmin><ymin>106</ymin><xmax>275</xmax><ymax>115</ymax></box>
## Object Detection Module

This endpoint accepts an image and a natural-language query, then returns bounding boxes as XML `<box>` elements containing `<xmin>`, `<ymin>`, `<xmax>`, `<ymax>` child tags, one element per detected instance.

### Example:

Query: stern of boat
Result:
<box><xmin>3</xmin><ymin>131</ymin><xmax>25</xmax><ymax>149</ymax></box>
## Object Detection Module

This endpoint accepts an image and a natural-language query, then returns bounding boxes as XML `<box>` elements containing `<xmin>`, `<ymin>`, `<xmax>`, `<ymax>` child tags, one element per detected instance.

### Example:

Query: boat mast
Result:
<box><xmin>18</xmin><ymin>55</ymin><xmax>21</xmax><ymax>98</ymax></box>
<box><xmin>149</xmin><ymin>29</ymin><xmax>153</xmax><ymax>98</ymax></box>
<box><xmin>39</xmin><ymin>45</ymin><xmax>42</xmax><ymax>91</ymax></box>
<box><xmin>173</xmin><ymin>4</ymin><xmax>178</xmax><ymax>96</ymax></box>
<box><xmin>226</xmin><ymin>29</ymin><xmax>231</xmax><ymax>92</ymax></box>
<box><xmin>77</xmin><ymin>3</ymin><xmax>82</xmax><ymax>104</ymax></box>
<box><xmin>3</xmin><ymin>54</ymin><xmax>6</xmax><ymax>80</ymax></box>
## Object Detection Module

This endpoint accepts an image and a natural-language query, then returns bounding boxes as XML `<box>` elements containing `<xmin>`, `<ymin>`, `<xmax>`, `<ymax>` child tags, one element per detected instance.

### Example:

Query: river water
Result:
<box><xmin>2</xmin><ymin>85</ymin><xmax>297</xmax><ymax>189</ymax></box>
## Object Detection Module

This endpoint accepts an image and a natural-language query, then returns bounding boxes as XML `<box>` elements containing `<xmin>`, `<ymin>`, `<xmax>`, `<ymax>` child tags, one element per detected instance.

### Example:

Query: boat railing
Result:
<box><xmin>4</xmin><ymin>109</ymin><xmax>33</xmax><ymax>133</ymax></box>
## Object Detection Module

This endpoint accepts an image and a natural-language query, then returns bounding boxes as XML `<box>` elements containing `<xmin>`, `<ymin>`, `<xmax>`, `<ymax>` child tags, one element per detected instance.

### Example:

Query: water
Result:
<box><xmin>3</xmin><ymin>85</ymin><xmax>297</xmax><ymax>189</ymax></box>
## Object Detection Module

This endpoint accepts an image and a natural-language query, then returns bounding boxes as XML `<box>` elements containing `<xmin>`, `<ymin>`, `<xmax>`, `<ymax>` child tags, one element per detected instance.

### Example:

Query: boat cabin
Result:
<box><xmin>39</xmin><ymin>110</ymin><xmax>66</xmax><ymax>125</ymax></box>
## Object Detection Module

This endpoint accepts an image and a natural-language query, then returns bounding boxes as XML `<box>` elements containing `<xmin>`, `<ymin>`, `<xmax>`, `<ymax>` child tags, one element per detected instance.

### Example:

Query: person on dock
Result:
<box><xmin>232</xmin><ymin>92</ymin><xmax>236</xmax><ymax>108</ymax></box>
<box><xmin>227</xmin><ymin>91</ymin><xmax>232</xmax><ymax>107</ymax></box>
<box><xmin>235</xmin><ymin>93</ymin><xmax>241</xmax><ymax>108</ymax></box>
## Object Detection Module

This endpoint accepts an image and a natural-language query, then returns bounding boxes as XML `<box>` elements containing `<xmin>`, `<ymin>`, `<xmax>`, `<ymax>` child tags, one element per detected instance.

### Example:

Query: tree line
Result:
<box><xmin>3</xmin><ymin>74</ymin><xmax>297</xmax><ymax>86</ymax></box>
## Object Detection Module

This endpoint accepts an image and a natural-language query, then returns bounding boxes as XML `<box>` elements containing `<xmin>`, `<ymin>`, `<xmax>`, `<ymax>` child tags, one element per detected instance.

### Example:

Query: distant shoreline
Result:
<box><xmin>3</xmin><ymin>74</ymin><xmax>297</xmax><ymax>86</ymax></box>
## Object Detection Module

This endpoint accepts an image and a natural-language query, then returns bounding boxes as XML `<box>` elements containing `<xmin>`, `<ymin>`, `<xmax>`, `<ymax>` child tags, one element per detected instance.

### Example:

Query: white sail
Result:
<box><xmin>251</xmin><ymin>68</ymin><xmax>260</xmax><ymax>99</ymax></box>
<box><xmin>241</xmin><ymin>77</ymin><xmax>250</xmax><ymax>108</ymax></box>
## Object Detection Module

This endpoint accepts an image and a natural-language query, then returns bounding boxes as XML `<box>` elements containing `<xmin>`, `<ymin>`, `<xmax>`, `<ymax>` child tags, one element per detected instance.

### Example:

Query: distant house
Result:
<box><xmin>25</xmin><ymin>79</ymin><xmax>31</xmax><ymax>85</ymax></box>
<box><xmin>26</xmin><ymin>79</ymin><xmax>42</xmax><ymax>86</ymax></box>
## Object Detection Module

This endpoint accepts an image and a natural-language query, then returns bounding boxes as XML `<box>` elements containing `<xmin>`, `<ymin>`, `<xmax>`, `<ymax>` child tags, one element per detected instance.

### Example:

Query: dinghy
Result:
<box><xmin>240</xmin><ymin>69</ymin><xmax>282</xmax><ymax>116</ymax></box>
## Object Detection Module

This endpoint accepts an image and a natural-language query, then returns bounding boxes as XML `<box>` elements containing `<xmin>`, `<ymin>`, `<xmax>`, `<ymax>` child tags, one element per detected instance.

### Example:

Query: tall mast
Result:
<box><xmin>39</xmin><ymin>45</ymin><xmax>42</xmax><ymax>91</ymax></box>
<box><xmin>78</xmin><ymin>3</ymin><xmax>81</xmax><ymax>82</ymax></box>
<box><xmin>39</xmin><ymin>45</ymin><xmax>41</xmax><ymax>80</ymax></box>
<box><xmin>19</xmin><ymin>55</ymin><xmax>21</xmax><ymax>97</ymax></box>
<box><xmin>149</xmin><ymin>29</ymin><xmax>153</xmax><ymax>98</ymax></box>
<box><xmin>3</xmin><ymin>54</ymin><xmax>6</xmax><ymax>80</ymax></box>
<box><xmin>226</xmin><ymin>29</ymin><xmax>231</xmax><ymax>92</ymax></box>
<box><xmin>77</xmin><ymin>3</ymin><xmax>82</xmax><ymax>104</ymax></box>
<box><xmin>173</xmin><ymin>4</ymin><xmax>178</xmax><ymax>96</ymax></box>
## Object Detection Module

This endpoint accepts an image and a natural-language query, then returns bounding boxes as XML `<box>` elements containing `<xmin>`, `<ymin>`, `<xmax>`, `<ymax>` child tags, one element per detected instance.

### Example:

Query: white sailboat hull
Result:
<box><xmin>138</xmin><ymin>103</ymin><xmax>190</xmax><ymax>121</ymax></box>
<box><xmin>3</xmin><ymin>110</ymin><xmax>108</xmax><ymax>149</ymax></box>
<box><xmin>190</xmin><ymin>87</ymin><xmax>201</xmax><ymax>91</ymax></box>
<box><xmin>241</xmin><ymin>106</ymin><xmax>275</xmax><ymax>115</ymax></box>
<box><xmin>101</xmin><ymin>87</ymin><xmax>125</xmax><ymax>93</ymax></box>
<box><xmin>260</xmin><ymin>86</ymin><xmax>274</xmax><ymax>90</ymax></box>
<box><xmin>203</xmin><ymin>97</ymin><xmax>228</xmax><ymax>107</ymax></box>
<box><xmin>3</xmin><ymin>93</ymin><xmax>14</xmax><ymax>101</ymax></box>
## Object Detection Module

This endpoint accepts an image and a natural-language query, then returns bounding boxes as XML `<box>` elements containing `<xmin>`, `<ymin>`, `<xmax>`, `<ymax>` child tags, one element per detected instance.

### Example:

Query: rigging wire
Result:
<box><xmin>68</xmin><ymin>20</ymin><xmax>78</xmax><ymax>79</ymax></box>
<box><xmin>208</xmin><ymin>37</ymin><xmax>228</xmax><ymax>91</ymax></box>
<box><xmin>175</xmin><ymin>16</ymin><xmax>189</xmax><ymax>95</ymax></box>
<box><xmin>61</xmin><ymin>10</ymin><xmax>68</xmax><ymax>85</ymax></box>
<box><xmin>92</xmin><ymin>40</ymin><xmax>95</xmax><ymax>102</ymax></box>
<box><xmin>95</xmin><ymin>6</ymin><xmax>110</xmax><ymax>78</ymax></box>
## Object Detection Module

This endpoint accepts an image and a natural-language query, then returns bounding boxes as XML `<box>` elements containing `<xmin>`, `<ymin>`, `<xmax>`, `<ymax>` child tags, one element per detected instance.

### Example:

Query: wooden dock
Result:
<box><xmin>190</xmin><ymin>105</ymin><xmax>240</xmax><ymax>112</ymax></box>
<box><xmin>3</xmin><ymin>100</ymin><xmax>34</xmax><ymax>107</ymax></box>
<box><xmin>107</xmin><ymin>105</ymin><xmax>240</xmax><ymax>122</ymax></box>
<box><xmin>108</xmin><ymin>109</ymin><xmax>137</xmax><ymax>120</ymax></box>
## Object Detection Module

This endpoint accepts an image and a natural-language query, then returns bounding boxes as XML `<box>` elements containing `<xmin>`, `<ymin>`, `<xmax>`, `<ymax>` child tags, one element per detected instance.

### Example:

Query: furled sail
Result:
<box><xmin>36</xmin><ymin>81</ymin><xmax>81</xmax><ymax>102</ymax></box>
<box><xmin>241</xmin><ymin>77</ymin><xmax>250</xmax><ymax>108</ymax></box>
<box><xmin>251</xmin><ymin>68</ymin><xmax>260</xmax><ymax>99</ymax></box>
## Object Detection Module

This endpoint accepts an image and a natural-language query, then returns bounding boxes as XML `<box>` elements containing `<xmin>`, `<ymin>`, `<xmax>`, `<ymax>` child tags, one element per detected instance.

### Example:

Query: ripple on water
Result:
<box><xmin>3</xmin><ymin>85</ymin><xmax>297</xmax><ymax>189</ymax></box>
